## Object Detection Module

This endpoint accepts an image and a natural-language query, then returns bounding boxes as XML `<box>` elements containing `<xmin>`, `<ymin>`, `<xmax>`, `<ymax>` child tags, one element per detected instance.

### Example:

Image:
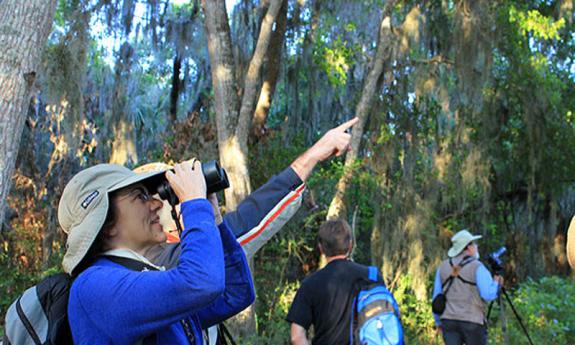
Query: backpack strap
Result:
<box><xmin>104</xmin><ymin>255</ymin><xmax>158</xmax><ymax>271</ymax></box>
<box><xmin>349</xmin><ymin>293</ymin><xmax>358</xmax><ymax>345</ymax></box>
<box><xmin>442</xmin><ymin>257</ymin><xmax>477</xmax><ymax>293</ymax></box>
<box><xmin>367</xmin><ymin>266</ymin><xmax>378</xmax><ymax>282</ymax></box>
<box><xmin>217</xmin><ymin>323</ymin><xmax>237</xmax><ymax>345</ymax></box>
<box><xmin>455</xmin><ymin>256</ymin><xmax>477</xmax><ymax>286</ymax></box>
<box><xmin>349</xmin><ymin>266</ymin><xmax>383</xmax><ymax>345</ymax></box>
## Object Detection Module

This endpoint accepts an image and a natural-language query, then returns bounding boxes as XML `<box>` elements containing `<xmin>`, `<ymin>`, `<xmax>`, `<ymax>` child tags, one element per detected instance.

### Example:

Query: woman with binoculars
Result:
<box><xmin>58</xmin><ymin>159</ymin><xmax>254</xmax><ymax>344</ymax></box>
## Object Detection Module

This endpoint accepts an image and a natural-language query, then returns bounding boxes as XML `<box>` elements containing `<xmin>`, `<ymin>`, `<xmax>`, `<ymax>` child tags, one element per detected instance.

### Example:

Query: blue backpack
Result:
<box><xmin>350</xmin><ymin>266</ymin><xmax>404</xmax><ymax>345</ymax></box>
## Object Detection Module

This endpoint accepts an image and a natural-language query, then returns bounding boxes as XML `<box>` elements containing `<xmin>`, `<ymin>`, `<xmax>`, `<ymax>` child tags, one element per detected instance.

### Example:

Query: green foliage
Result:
<box><xmin>249</xmin><ymin>133</ymin><xmax>307</xmax><ymax>187</ymax></box>
<box><xmin>0</xmin><ymin>231</ymin><xmax>63</xmax><ymax>333</ymax></box>
<box><xmin>488</xmin><ymin>276</ymin><xmax>575</xmax><ymax>345</ymax></box>
<box><xmin>314</xmin><ymin>37</ymin><xmax>356</xmax><ymax>88</ymax></box>
<box><xmin>4</xmin><ymin>0</ymin><xmax>575</xmax><ymax>342</ymax></box>
<box><xmin>509</xmin><ymin>6</ymin><xmax>565</xmax><ymax>40</ymax></box>
<box><xmin>393</xmin><ymin>274</ymin><xmax>436</xmax><ymax>344</ymax></box>
<box><xmin>0</xmin><ymin>248</ymin><xmax>38</xmax><ymax>328</ymax></box>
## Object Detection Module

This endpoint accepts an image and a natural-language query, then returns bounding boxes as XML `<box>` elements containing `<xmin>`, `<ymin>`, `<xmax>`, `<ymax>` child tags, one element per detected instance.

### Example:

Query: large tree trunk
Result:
<box><xmin>202</xmin><ymin>1</ymin><xmax>254</xmax><ymax>336</ymax></box>
<box><xmin>0</xmin><ymin>0</ymin><xmax>57</xmax><ymax>230</ymax></box>
<box><xmin>202</xmin><ymin>0</ymin><xmax>285</xmax><ymax>338</ymax></box>
<box><xmin>327</xmin><ymin>0</ymin><xmax>397</xmax><ymax>220</ymax></box>
<box><xmin>202</xmin><ymin>0</ymin><xmax>282</xmax><ymax>211</ymax></box>
<box><xmin>202</xmin><ymin>0</ymin><xmax>251</xmax><ymax>211</ymax></box>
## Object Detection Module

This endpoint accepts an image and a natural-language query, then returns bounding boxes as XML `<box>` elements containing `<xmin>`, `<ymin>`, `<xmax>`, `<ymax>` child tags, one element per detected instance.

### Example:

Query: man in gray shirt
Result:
<box><xmin>432</xmin><ymin>229</ymin><xmax>503</xmax><ymax>345</ymax></box>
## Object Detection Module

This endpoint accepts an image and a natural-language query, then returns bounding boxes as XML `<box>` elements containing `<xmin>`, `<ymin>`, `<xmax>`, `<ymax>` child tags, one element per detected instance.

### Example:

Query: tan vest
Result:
<box><xmin>438</xmin><ymin>255</ymin><xmax>486</xmax><ymax>325</ymax></box>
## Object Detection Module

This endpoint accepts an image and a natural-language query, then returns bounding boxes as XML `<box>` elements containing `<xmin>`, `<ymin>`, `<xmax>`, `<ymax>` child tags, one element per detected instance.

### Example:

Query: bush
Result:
<box><xmin>488</xmin><ymin>276</ymin><xmax>575</xmax><ymax>345</ymax></box>
<box><xmin>393</xmin><ymin>274</ymin><xmax>437</xmax><ymax>345</ymax></box>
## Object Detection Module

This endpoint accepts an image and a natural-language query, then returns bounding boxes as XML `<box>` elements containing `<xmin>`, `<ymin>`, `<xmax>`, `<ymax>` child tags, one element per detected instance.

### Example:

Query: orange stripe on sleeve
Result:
<box><xmin>239</xmin><ymin>184</ymin><xmax>306</xmax><ymax>246</ymax></box>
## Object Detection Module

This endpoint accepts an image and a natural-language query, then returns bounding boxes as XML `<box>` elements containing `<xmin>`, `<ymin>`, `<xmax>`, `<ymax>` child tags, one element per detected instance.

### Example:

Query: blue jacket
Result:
<box><xmin>68</xmin><ymin>199</ymin><xmax>255</xmax><ymax>344</ymax></box>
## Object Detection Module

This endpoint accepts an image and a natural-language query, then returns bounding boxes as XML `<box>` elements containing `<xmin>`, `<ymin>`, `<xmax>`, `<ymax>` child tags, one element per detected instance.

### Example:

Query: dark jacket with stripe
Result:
<box><xmin>146</xmin><ymin>166</ymin><xmax>305</xmax><ymax>267</ymax></box>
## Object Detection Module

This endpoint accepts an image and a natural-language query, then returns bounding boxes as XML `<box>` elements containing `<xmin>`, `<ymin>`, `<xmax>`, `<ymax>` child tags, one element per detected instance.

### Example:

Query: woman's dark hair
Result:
<box><xmin>71</xmin><ymin>184</ymin><xmax>148</xmax><ymax>276</ymax></box>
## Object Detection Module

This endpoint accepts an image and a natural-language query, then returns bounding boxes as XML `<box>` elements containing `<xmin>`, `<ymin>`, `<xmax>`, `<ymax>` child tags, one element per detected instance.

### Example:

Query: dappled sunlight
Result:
<box><xmin>399</xmin><ymin>6</ymin><xmax>422</xmax><ymax>53</ymax></box>
<box><xmin>379</xmin><ymin>190</ymin><xmax>437</xmax><ymax>302</ymax></box>
<box><xmin>110</xmin><ymin>120</ymin><xmax>138</xmax><ymax>165</ymax></box>
<box><xmin>461</xmin><ymin>148</ymin><xmax>490</xmax><ymax>192</ymax></box>
<box><xmin>433</xmin><ymin>149</ymin><xmax>452</xmax><ymax>183</ymax></box>
<box><xmin>46</xmin><ymin>102</ymin><xmax>70</xmax><ymax>160</ymax></box>
<box><xmin>408</xmin><ymin>239</ymin><xmax>426</xmax><ymax>299</ymax></box>
<box><xmin>2</xmin><ymin>0</ymin><xmax>575</xmax><ymax>343</ymax></box>
<box><xmin>220</xmin><ymin>135</ymin><xmax>252</xmax><ymax>210</ymax></box>
<box><xmin>214</xmin><ymin>64</ymin><xmax>234</xmax><ymax>83</ymax></box>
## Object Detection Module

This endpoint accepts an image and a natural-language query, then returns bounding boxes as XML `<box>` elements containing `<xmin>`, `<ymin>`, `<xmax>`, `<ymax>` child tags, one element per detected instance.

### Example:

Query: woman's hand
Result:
<box><xmin>165</xmin><ymin>159</ymin><xmax>207</xmax><ymax>202</ymax></box>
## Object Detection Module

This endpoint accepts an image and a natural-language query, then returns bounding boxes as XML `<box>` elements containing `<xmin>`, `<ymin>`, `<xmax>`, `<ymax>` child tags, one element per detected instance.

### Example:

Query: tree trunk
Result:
<box><xmin>203</xmin><ymin>0</ymin><xmax>283</xmax><ymax>211</ymax></box>
<box><xmin>327</xmin><ymin>0</ymin><xmax>397</xmax><ymax>220</ymax></box>
<box><xmin>202</xmin><ymin>0</ymin><xmax>286</xmax><ymax>338</ymax></box>
<box><xmin>109</xmin><ymin>42</ymin><xmax>138</xmax><ymax>165</ymax></box>
<box><xmin>236</xmin><ymin>0</ymin><xmax>283</xmax><ymax>147</ymax></box>
<box><xmin>169</xmin><ymin>53</ymin><xmax>182</xmax><ymax>124</ymax></box>
<box><xmin>251</xmin><ymin>0</ymin><xmax>287</xmax><ymax>139</ymax></box>
<box><xmin>0</xmin><ymin>0</ymin><xmax>57</xmax><ymax>229</ymax></box>
<box><xmin>202</xmin><ymin>0</ymin><xmax>252</xmax><ymax>211</ymax></box>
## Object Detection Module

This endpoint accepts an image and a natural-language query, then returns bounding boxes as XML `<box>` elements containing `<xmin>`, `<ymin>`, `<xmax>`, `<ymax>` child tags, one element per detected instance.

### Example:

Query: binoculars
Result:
<box><xmin>145</xmin><ymin>160</ymin><xmax>230</xmax><ymax>206</ymax></box>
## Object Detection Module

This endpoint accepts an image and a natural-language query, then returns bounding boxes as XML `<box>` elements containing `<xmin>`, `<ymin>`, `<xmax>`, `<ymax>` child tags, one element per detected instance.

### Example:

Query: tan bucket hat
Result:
<box><xmin>567</xmin><ymin>216</ymin><xmax>575</xmax><ymax>269</ymax></box>
<box><xmin>448</xmin><ymin>229</ymin><xmax>482</xmax><ymax>258</ymax></box>
<box><xmin>58</xmin><ymin>164</ymin><xmax>165</xmax><ymax>274</ymax></box>
<box><xmin>133</xmin><ymin>162</ymin><xmax>172</xmax><ymax>174</ymax></box>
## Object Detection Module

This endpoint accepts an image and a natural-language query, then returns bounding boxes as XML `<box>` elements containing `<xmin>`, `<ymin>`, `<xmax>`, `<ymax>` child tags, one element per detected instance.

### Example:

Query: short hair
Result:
<box><xmin>318</xmin><ymin>220</ymin><xmax>352</xmax><ymax>257</ymax></box>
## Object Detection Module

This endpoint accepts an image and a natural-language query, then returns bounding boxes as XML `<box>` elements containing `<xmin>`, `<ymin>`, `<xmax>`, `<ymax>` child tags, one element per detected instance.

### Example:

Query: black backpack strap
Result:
<box><xmin>15</xmin><ymin>296</ymin><xmax>42</xmax><ymax>345</ymax></box>
<box><xmin>455</xmin><ymin>256</ymin><xmax>477</xmax><ymax>286</ymax></box>
<box><xmin>441</xmin><ymin>276</ymin><xmax>455</xmax><ymax>295</ymax></box>
<box><xmin>217</xmin><ymin>323</ymin><xmax>237</xmax><ymax>345</ymax></box>
<box><xmin>442</xmin><ymin>256</ymin><xmax>478</xmax><ymax>293</ymax></box>
<box><xmin>103</xmin><ymin>255</ymin><xmax>159</xmax><ymax>271</ymax></box>
<box><xmin>104</xmin><ymin>255</ymin><xmax>196</xmax><ymax>345</ymax></box>
<box><xmin>456</xmin><ymin>276</ymin><xmax>476</xmax><ymax>286</ymax></box>
<box><xmin>458</xmin><ymin>256</ymin><xmax>476</xmax><ymax>267</ymax></box>
<box><xmin>349</xmin><ymin>274</ymin><xmax>367</xmax><ymax>345</ymax></box>
<box><xmin>440</xmin><ymin>258</ymin><xmax>455</xmax><ymax>294</ymax></box>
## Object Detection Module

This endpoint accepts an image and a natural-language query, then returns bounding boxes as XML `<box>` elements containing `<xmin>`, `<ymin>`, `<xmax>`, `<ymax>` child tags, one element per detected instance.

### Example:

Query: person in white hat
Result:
<box><xmin>59</xmin><ymin>159</ymin><xmax>254</xmax><ymax>344</ymax></box>
<box><xmin>432</xmin><ymin>229</ymin><xmax>503</xmax><ymax>345</ymax></box>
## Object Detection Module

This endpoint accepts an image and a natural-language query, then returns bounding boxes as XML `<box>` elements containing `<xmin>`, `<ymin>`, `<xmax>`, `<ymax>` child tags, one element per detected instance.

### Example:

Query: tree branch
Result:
<box><xmin>236</xmin><ymin>0</ymin><xmax>283</xmax><ymax>146</ymax></box>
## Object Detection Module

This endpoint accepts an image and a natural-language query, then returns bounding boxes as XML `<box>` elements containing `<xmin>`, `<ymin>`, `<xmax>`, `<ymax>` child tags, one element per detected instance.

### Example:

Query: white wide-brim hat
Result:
<box><xmin>58</xmin><ymin>164</ymin><xmax>166</xmax><ymax>274</ymax></box>
<box><xmin>448</xmin><ymin>229</ymin><xmax>482</xmax><ymax>258</ymax></box>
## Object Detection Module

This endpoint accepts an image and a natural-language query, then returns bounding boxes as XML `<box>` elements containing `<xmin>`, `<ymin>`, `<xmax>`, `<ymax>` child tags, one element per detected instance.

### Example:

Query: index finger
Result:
<box><xmin>335</xmin><ymin>117</ymin><xmax>359</xmax><ymax>131</ymax></box>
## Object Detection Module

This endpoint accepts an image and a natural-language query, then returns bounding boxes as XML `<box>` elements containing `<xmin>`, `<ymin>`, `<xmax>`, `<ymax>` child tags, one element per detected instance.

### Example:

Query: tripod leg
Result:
<box><xmin>499</xmin><ymin>293</ymin><xmax>508</xmax><ymax>345</ymax></box>
<box><xmin>486</xmin><ymin>300</ymin><xmax>494</xmax><ymax>321</ymax></box>
<box><xmin>501</xmin><ymin>287</ymin><xmax>535</xmax><ymax>345</ymax></box>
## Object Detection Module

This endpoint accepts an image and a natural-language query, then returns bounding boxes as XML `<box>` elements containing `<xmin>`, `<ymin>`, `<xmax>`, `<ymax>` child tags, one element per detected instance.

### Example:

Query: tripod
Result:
<box><xmin>487</xmin><ymin>286</ymin><xmax>535</xmax><ymax>345</ymax></box>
